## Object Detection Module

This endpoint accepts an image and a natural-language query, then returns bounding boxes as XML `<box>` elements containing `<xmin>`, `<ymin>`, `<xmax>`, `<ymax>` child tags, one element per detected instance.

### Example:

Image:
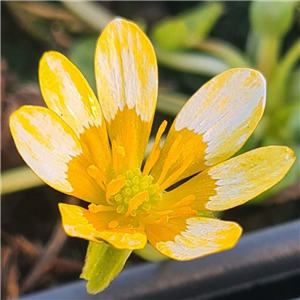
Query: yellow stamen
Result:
<box><xmin>87</xmin><ymin>164</ymin><xmax>106</xmax><ymax>191</ymax></box>
<box><xmin>143</xmin><ymin>120</ymin><xmax>167</xmax><ymax>175</ymax></box>
<box><xmin>124</xmin><ymin>122</ymin><xmax>135</xmax><ymax>167</ymax></box>
<box><xmin>156</xmin><ymin>215</ymin><xmax>169</xmax><ymax>224</ymax></box>
<box><xmin>108</xmin><ymin>220</ymin><xmax>119</xmax><ymax>229</ymax></box>
<box><xmin>166</xmin><ymin>195</ymin><xmax>196</xmax><ymax>209</ymax></box>
<box><xmin>144</xmin><ymin>214</ymin><xmax>169</xmax><ymax>225</ymax></box>
<box><xmin>112</xmin><ymin>140</ymin><xmax>125</xmax><ymax>175</ymax></box>
<box><xmin>88</xmin><ymin>203</ymin><xmax>115</xmax><ymax>213</ymax></box>
<box><xmin>125</xmin><ymin>190</ymin><xmax>149</xmax><ymax>217</ymax></box>
<box><xmin>116</xmin><ymin>146</ymin><xmax>125</xmax><ymax>156</ymax></box>
<box><xmin>147</xmin><ymin>203</ymin><xmax>196</xmax><ymax>224</ymax></box>
<box><xmin>106</xmin><ymin>176</ymin><xmax>126</xmax><ymax>204</ymax></box>
<box><xmin>149</xmin><ymin>209</ymin><xmax>173</xmax><ymax>216</ymax></box>
<box><xmin>156</xmin><ymin>135</ymin><xmax>183</xmax><ymax>186</ymax></box>
<box><xmin>158</xmin><ymin>155</ymin><xmax>194</xmax><ymax>192</ymax></box>
<box><xmin>149</xmin><ymin>208</ymin><xmax>195</xmax><ymax>224</ymax></box>
<box><xmin>168</xmin><ymin>207</ymin><xmax>197</xmax><ymax>218</ymax></box>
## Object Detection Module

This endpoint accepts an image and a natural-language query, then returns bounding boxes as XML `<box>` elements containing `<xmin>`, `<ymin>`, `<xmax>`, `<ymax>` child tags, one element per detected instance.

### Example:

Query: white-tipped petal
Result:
<box><xmin>151</xmin><ymin>68</ymin><xmax>266</xmax><ymax>184</ymax></box>
<box><xmin>147</xmin><ymin>216</ymin><xmax>242</xmax><ymax>261</ymax></box>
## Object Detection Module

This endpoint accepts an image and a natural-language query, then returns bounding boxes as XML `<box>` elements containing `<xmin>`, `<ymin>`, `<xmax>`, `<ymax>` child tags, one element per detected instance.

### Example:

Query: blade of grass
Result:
<box><xmin>194</xmin><ymin>38</ymin><xmax>252</xmax><ymax>68</ymax></box>
<box><xmin>155</xmin><ymin>47</ymin><xmax>229</xmax><ymax>76</ymax></box>
<box><xmin>267</xmin><ymin>38</ymin><xmax>300</xmax><ymax>112</ymax></box>
<box><xmin>61</xmin><ymin>1</ymin><xmax>114</xmax><ymax>32</ymax></box>
<box><xmin>1</xmin><ymin>166</ymin><xmax>44</xmax><ymax>195</ymax></box>
<box><xmin>157</xmin><ymin>90</ymin><xmax>187</xmax><ymax>116</ymax></box>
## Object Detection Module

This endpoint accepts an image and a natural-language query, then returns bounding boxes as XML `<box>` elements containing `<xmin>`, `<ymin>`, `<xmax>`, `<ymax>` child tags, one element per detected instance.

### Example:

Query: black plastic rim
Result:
<box><xmin>17</xmin><ymin>220</ymin><xmax>300</xmax><ymax>300</ymax></box>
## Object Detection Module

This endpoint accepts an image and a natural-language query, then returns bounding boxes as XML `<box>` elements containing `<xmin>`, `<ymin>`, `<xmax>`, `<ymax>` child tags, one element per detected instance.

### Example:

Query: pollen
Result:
<box><xmin>108</xmin><ymin>168</ymin><xmax>162</xmax><ymax>217</ymax></box>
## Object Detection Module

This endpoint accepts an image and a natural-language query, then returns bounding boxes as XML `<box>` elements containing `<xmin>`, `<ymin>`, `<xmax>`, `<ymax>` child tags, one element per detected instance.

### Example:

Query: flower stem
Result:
<box><xmin>246</xmin><ymin>29</ymin><xmax>260</xmax><ymax>62</ymax></box>
<box><xmin>256</xmin><ymin>35</ymin><xmax>281</xmax><ymax>80</ymax></box>
<box><xmin>276</xmin><ymin>38</ymin><xmax>300</xmax><ymax>82</ymax></box>
<box><xmin>267</xmin><ymin>38</ymin><xmax>300</xmax><ymax>113</ymax></box>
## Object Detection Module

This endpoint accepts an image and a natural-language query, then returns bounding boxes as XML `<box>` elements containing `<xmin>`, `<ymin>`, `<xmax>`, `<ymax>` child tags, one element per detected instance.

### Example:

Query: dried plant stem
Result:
<box><xmin>20</xmin><ymin>196</ymin><xmax>78</xmax><ymax>293</ymax></box>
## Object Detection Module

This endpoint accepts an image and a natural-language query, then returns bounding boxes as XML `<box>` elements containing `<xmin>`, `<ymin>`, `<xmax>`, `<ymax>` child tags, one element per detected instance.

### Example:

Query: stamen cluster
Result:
<box><xmin>111</xmin><ymin>168</ymin><xmax>162</xmax><ymax>217</ymax></box>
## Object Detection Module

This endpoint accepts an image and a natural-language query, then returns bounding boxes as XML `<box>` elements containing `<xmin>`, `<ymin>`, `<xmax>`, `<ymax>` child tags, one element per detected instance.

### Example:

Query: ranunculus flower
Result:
<box><xmin>9</xmin><ymin>18</ymin><xmax>295</xmax><ymax>293</ymax></box>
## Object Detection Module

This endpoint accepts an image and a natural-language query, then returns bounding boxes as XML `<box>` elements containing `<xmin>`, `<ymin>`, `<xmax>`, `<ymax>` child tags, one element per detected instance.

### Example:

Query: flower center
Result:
<box><xmin>108</xmin><ymin>168</ymin><xmax>162</xmax><ymax>217</ymax></box>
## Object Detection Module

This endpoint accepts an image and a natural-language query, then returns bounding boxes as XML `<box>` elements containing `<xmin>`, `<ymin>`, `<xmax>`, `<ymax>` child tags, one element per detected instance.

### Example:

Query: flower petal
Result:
<box><xmin>59</xmin><ymin>203</ymin><xmax>147</xmax><ymax>250</ymax></box>
<box><xmin>95</xmin><ymin>18</ymin><xmax>158</xmax><ymax>170</ymax></box>
<box><xmin>59</xmin><ymin>203</ymin><xmax>105</xmax><ymax>244</ymax></box>
<box><xmin>160</xmin><ymin>146</ymin><xmax>295</xmax><ymax>212</ymax></box>
<box><xmin>97</xmin><ymin>229</ymin><xmax>147</xmax><ymax>250</ymax></box>
<box><xmin>9</xmin><ymin>106</ymin><xmax>104</xmax><ymax>203</ymax></box>
<box><xmin>151</xmin><ymin>68</ymin><xmax>266</xmax><ymax>185</ymax></box>
<box><xmin>146</xmin><ymin>216</ymin><xmax>242</xmax><ymax>261</ymax></box>
<box><xmin>39</xmin><ymin>51</ymin><xmax>112</xmax><ymax>178</ymax></box>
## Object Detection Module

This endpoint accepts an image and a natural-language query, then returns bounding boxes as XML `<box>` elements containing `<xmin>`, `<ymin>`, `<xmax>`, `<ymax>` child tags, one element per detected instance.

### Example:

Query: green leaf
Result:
<box><xmin>184</xmin><ymin>2</ymin><xmax>223</xmax><ymax>46</ymax></box>
<box><xmin>80</xmin><ymin>241</ymin><xmax>131</xmax><ymax>294</ymax></box>
<box><xmin>69</xmin><ymin>36</ymin><xmax>98</xmax><ymax>92</ymax></box>
<box><xmin>250</xmin><ymin>1</ymin><xmax>297</xmax><ymax>38</ymax></box>
<box><xmin>151</xmin><ymin>2</ymin><xmax>223</xmax><ymax>51</ymax></box>
<box><xmin>151</xmin><ymin>18</ymin><xmax>188</xmax><ymax>51</ymax></box>
<box><xmin>286</xmin><ymin>68</ymin><xmax>300</xmax><ymax>104</ymax></box>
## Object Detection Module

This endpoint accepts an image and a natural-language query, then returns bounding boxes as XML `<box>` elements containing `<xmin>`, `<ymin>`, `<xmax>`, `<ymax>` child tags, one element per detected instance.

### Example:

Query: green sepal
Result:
<box><xmin>197</xmin><ymin>211</ymin><xmax>217</xmax><ymax>219</ymax></box>
<box><xmin>80</xmin><ymin>241</ymin><xmax>132</xmax><ymax>294</ymax></box>
<box><xmin>134</xmin><ymin>243</ymin><xmax>168</xmax><ymax>262</ymax></box>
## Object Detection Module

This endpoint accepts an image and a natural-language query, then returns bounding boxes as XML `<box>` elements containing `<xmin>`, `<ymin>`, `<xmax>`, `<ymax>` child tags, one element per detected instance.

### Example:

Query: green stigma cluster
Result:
<box><xmin>112</xmin><ymin>168</ymin><xmax>162</xmax><ymax>217</ymax></box>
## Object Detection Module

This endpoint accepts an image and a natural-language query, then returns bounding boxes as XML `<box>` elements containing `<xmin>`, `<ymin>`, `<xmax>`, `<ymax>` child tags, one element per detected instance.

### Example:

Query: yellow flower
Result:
<box><xmin>10</xmin><ymin>19</ymin><xmax>295</xmax><ymax>261</ymax></box>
